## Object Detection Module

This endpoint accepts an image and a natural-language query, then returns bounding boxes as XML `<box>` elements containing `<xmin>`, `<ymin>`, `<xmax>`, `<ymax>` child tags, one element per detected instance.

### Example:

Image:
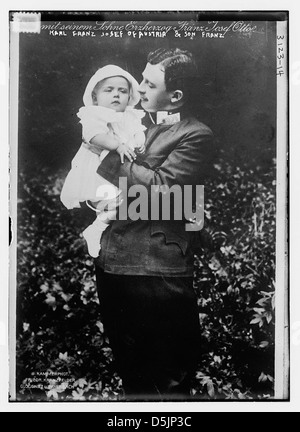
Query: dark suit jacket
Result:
<box><xmin>96</xmin><ymin>115</ymin><xmax>214</xmax><ymax>276</ymax></box>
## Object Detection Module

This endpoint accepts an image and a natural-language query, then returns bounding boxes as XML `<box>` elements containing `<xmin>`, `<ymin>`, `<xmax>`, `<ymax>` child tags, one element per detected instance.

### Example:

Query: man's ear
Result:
<box><xmin>170</xmin><ymin>90</ymin><xmax>184</xmax><ymax>104</ymax></box>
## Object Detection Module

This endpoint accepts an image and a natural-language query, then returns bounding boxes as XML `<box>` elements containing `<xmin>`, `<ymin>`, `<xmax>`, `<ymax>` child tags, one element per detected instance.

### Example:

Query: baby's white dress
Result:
<box><xmin>60</xmin><ymin>105</ymin><xmax>145</xmax><ymax>209</ymax></box>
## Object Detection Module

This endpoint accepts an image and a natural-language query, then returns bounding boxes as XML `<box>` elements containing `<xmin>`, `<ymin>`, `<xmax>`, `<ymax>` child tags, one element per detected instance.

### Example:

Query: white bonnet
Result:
<box><xmin>83</xmin><ymin>65</ymin><xmax>140</xmax><ymax>107</ymax></box>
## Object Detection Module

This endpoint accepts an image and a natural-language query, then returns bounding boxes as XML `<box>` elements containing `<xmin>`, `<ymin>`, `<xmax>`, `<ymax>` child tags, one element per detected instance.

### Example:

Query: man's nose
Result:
<box><xmin>112</xmin><ymin>89</ymin><xmax>119</xmax><ymax>97</ymax></box>
<box><xmin>138</xmin><ymin>81</ymin><xmax>146</xmax><ymax>94</ymax></box>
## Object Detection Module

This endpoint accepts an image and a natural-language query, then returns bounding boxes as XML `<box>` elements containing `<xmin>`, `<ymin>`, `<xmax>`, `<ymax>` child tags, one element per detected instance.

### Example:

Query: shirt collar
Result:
<box><xmin>149</xmin><ymin>111</ymin><xmax>181</xmax><ymax>125</ymax></box>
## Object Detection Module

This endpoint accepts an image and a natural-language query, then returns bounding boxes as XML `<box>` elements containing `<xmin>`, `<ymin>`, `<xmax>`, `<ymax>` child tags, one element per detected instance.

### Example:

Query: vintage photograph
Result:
<box><xmin>9</xmin><ymin>11</ymin><xmax>288</xmax><ymax>402</ymax></box>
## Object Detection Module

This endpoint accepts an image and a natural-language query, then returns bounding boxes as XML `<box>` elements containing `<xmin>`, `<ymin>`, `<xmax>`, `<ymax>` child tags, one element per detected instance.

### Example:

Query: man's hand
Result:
<box><xmin>116</xmin><ymin>143</ymin><xmax>137</xmax><ymax>164</ymax></box>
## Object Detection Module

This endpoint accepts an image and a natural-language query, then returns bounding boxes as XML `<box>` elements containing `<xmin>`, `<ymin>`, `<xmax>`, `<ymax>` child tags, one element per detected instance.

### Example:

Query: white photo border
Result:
<box><xmin>2</xmin><ymin>0</ymin><xmax>299</xmax><ymax>413</ymax></box>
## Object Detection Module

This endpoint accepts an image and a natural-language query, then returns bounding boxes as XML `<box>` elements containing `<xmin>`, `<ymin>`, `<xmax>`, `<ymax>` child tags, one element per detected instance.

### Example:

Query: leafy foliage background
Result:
<box><xmin>15</xmin><ymin>155</ymin><xmax>276</xmax><ymax>401</ymax></box>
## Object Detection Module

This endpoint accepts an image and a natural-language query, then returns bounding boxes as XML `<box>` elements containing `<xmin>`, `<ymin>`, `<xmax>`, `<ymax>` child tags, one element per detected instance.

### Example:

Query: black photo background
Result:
<box><xmin>18</xmin><ymin>18</ymin><xmax>276</xmax><ymax>172</ymax></box>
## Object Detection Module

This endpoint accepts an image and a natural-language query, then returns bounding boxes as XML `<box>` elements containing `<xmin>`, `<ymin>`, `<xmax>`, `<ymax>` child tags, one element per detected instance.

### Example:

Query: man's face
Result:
<box><xmin>93</xmin><ymin>76</ymin><xmax>130</xmax><ymax>112</ymax></box>
<box><xmin>138</xmin><ymin>63</ymin><xmax>173</xmax><ymax>112</ymax></box>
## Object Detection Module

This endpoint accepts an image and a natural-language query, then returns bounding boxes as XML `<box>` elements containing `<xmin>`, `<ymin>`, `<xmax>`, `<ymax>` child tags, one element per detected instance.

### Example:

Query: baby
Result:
<box><xmin>60</xmin><ymin>65</ymin><xmax>146</xmax><ymax>257</ymax></box>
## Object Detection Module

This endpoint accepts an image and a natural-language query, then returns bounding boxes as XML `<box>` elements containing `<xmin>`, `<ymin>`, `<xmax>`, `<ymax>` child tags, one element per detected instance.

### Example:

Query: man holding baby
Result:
<box><xmin>87</xmin><ymin>48</ymin><xmax>214</xmax><ymax>401</ymax></box>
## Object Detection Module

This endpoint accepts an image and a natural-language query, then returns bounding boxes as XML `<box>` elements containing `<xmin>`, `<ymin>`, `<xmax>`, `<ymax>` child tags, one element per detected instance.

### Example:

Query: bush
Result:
<box><xmin>16</xmin><ymin>169</ymin><xmax>123</xmax><ymax>401</ymax></box>
<box><xmin>14</xmin><ymin>159</ymin><xmax>276</xmax><ymax>401</ymax></box>
<box><xmin>191</xmin><ymin>161</ymin><xmax>275</xmax><ymax>399</ymax></box>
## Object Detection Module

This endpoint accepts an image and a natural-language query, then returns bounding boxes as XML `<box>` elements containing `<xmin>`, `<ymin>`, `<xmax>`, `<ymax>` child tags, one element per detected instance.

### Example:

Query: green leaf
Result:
<box><xmin>45</xmin><ymin>293</ymin><xmax>57</xmax><ymax>311</ymax></box>
<box><xmin>74</xmin><ymin>378</ymin><xmax>87</xmax><ymax>389</ymax></box>
<box><xmin>253</xmin><ymin>308</ymin><xmax>265</xmax><ymax>314</ymax></box>
<box><xmin>271</xmin><ymin>294</ymin><xmax>275</xmax><ymax>310</ymax></box>
<box><xmin>266</xmin><ymin>313</ymin><xmax>273</xmax><ymax>324</ymax></box>
<box><xmin>267</xmin><ymin>375</ymin><xmax>274</xmax><ymax>383</ymax></box>
<box><xmin>250</xmin><ymin>317</ymin><xmax>261</xmax><ymax>325</ymax></box>
<box><xmin>227</xmin><ymin>285</ymin><xmax>233</xmax><ymax>294</ymax></box>
<box><xmin>46</xmin><ymin>389</ymin><xmax>59</xmax><ymax>400</ymax></box>
<box><xmin>207</xmin><ymin>380</ymin><xmax>215</xmax><ymax>398</ymax></box>
<box><xmin>200</xmin><ymin>376</ymin><xmax>210</xmax><ymax>385</ymax></box>
<box><xmin>213</xmin><ymin>356</ymin><xmax>221</xmax><ymax>364</ymax></box>
<box><xmin>40</xmin><ymin>283</ymin><xmax>49</xmax><ymax>293</ymax></box>
<box><xmin>256</xmin><ymin>298</ymin><xmax>267</xmax><ymax>306</ymax></box>
<box><xmin>58</xmin><ymin>352</ymin><xmax>68</xmax><ymax>361</ymax></box>
<box><xmin>56</xmin><ymin>382</ymin><xmax>69</xmax><ymax>393</ymax></box>
<box><xmin>72</xmin><ymin>389</ymin><xmax>86</xmax><ymax>401</ymax></box>
<box><xmin>96</xmin><ymin>321</ymin><xmax>104</xmax><ymax>333</ymax></box>
<box><xmin>60</xmin><ymin>292</ymin><xmax>72</xmax><ymax>302</ymax></box>
<box><xmin>259</xmin><ymin>341</ymin><xmax>269</xmax><ymax>348</ymax></box>
<box><xmin>258</xmin><ymin>372</ymin><xmax>268</xmax><ymax>383</ymax></box>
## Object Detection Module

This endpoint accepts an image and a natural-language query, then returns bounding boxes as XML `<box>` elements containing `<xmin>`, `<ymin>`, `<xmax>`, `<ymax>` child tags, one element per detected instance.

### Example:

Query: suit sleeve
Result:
<box><xmin>97</xmin><ymin>128</ymin><xmax>215</xmax><ymax>189</ymax></box>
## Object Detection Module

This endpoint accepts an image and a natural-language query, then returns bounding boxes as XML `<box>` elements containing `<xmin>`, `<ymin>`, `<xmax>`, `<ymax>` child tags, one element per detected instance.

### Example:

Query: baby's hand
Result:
<box><xmin>126</xmin><ymin>137</ymin><xmax>145</xmax><ymax>154</ymax></box>
<box><xmin>134</xmin><ymin>131</ymin><xmax>146</xmax><ymax>154</ymax></box>
<box><xmin>116</xmin><ymin>143</ymin><xmax>136</xmax><ymax>164</ymax></box>
<box><xmin>136</xmin><ymin>142</ymin><xmax>146</xmax><ymax>154</ymax></box>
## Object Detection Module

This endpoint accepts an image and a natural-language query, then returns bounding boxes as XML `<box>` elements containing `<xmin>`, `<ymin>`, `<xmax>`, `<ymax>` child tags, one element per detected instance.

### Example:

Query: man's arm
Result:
<box><xmin>97</xmin><ymin>129</ymin><xmax>214</xmax><ymax>189</ymax></box>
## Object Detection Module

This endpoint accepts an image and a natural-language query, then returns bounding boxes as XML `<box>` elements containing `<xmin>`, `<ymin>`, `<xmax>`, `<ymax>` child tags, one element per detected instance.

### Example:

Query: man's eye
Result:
<box><xmin>120</xmin><ymin>89</ymin><xmax>128</xmax><ymax>94</ymax></box>
<box><xmin>104</xmin><ymin>88</ymin><xmax>112</xmax><ymax>92</ymax></box>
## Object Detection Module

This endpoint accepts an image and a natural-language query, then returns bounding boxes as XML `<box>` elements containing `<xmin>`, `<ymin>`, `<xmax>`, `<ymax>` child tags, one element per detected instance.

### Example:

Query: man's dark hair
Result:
<box><xmin>147</xmin><ymin>48</ymin><xmax>199</xmax><ymax>102</ymax></box>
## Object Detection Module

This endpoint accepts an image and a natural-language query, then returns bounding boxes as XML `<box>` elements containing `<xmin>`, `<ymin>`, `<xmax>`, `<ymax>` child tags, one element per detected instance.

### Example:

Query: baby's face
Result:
<box><xmin>93</xmin><ymin>76</ymin><xmax>130</xmax><ymax>112</ymax></box>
